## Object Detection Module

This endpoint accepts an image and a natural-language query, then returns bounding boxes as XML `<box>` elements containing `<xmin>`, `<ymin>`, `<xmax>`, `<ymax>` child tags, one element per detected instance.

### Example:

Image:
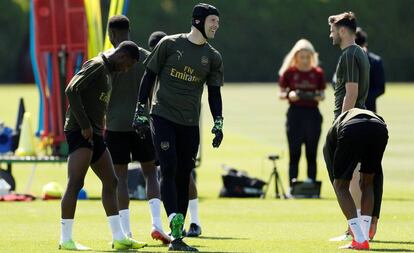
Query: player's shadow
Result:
<box><xmin>370</xmin><ymin>249</ymin><xmax>414</xmax><ymax>252</ymax></box>
<box><xmin>97</xmin><ymin>250</ymin><xmax>251</xmax><ymax>253</ymax></box>
<box><xmin>367</xmin><ymin>240</ymin><xmax>414</xmax><ymax>252</ymax></box>
<box><xmin>197</xmin><ymin>236</ymin><xmax>248</xmax><ymax>240</ymax></box>
<box><xmin>373</xmin><ymin>240</ymin><xmax>414</xmax><ymax>245</ymax></box>
<box><xmin>197</xmin><ymin>251</ymin><xmax>249</xmax><ymax>253</ymax></box>
<box><xmin>382</xmin><ymin>197</ymin><xmax>414</xmax><ymax>202</ymax></box>
<box><xmin>142</xmin><ymin>243</ymin><xmax>247</xmax><ymax>253</ymax></box>
<box><xmin>96</xmin><ymin>250</ymin><xmax>165</xmax><ymax>253</ymax></box>
<box><xmin>95</xmin><ymin>251</ymin><xmax>152</xmax><ymax>253</ymax></box>
<box><xmin>304</xmin><ymin>197</ymin><xmax>414</xmax><ymax>202</ymax></box>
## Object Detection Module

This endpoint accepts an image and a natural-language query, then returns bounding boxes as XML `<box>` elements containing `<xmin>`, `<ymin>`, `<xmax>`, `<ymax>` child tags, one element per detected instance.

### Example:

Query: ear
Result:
<box><xmin>121</xmin><ymin>53</ymin><xmax>136</xmax><ymax>64</ymax></box>
<box><xmin>108</xmin><ymin>30</ymin><xmax>117</xmax><ymax>43</ymax></box>
<box><xmin>338</xmin><ymin>26</ymin><xmax>345</xmax><ymax>36</ymax></box>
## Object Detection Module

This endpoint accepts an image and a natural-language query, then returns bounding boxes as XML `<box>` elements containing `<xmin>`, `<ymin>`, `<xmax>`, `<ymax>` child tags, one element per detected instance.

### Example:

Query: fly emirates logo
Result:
<box><xmin>170</xmin><ymin>66</ymin><xmax>201</xmax><ymax>83</ymax></box>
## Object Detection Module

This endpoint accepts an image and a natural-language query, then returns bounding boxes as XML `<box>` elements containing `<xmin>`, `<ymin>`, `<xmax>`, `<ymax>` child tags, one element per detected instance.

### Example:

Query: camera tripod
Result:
<box><xmin>261</xmin><ymin>154</ymin><xmax>287</xmax><ymax>199</ymax></box>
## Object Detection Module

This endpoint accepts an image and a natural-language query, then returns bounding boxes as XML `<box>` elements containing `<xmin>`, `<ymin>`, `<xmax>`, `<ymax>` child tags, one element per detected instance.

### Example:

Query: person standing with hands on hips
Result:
<box><xmin>133</xmin><ymin>3</ymin><xmax>224</xmax><ymax>252</ymax></box>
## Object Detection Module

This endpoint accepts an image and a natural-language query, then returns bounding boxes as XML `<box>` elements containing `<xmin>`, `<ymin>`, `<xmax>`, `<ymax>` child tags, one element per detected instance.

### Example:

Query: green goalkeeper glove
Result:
<box><xmin>132</xmin><ymin>103</ymin><xmax>149</xmax><ymax>139</ymax></box>
<box><xmin>211</xmin><ymin>116</ymin><xmax>223</xmax><ymax>148</ymax></box>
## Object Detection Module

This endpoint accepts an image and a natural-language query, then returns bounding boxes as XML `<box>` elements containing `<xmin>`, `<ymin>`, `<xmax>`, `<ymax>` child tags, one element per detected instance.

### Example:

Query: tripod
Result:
<box><xmin>261</xmin><ymin>155</ymin><xmax>287</xmax><ymax>199</ymax></box>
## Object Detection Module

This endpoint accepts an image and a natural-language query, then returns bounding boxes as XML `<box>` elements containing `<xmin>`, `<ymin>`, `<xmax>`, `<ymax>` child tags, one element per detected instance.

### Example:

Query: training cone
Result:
<box><xmin>15</xmin><ymin>112</ymin><xmax>36</xmax><ymax>156</ymax></box>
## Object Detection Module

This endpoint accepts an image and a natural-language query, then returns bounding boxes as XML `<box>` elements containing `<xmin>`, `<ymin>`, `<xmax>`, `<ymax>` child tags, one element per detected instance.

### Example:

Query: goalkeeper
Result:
<box><xmin>133</xmin><ymin>3</ymin><xmax>223</xmax><ymax>251</ymax></box>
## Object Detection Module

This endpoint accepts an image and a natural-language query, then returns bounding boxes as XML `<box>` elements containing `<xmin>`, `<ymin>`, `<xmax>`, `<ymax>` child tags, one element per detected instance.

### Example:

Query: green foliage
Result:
<box><xmin>1</xmin><ymin>0</ymin><xmax>414</xmax><ymax>82</ymax></box>
<box><xmin>124</xmin><ymin>0</ymin><xmax>414</xmax><ymax>82</ymax></box>
<box><xmin>12</xmin><ymin>0</ymin><xmax>30</xmax><ymax>12</ymax></box>
<box><xmin>0</xmin><ymin>0</ymin><xmax>29</xmax><ymax>82</ymax></box>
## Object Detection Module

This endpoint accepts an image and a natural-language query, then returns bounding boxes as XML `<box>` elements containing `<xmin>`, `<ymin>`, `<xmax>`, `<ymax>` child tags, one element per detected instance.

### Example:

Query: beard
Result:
<box><xmin>332</xmin><ymin>36</ymin><xmax>341</xmax><ymax>46</ymax></box>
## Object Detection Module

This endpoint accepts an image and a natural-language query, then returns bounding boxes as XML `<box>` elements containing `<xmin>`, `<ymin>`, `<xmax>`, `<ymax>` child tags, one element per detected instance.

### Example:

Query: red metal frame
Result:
<box><xmin>33</xmin><ymin>0</ymin><xmax>87</xmax><ymax>145</ymax></box>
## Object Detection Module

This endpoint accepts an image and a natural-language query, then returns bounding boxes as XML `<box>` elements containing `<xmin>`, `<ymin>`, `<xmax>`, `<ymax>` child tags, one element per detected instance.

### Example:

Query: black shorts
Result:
<box><xmin>65</xmin><ymin>130</ymin><xmax>107</xmax><ymax>164</ymax></box>
<box><xmin>105</xmin><ymin>130</ymin><xmax>155</xmax><ymax>164</ymax></box>
<box><xmin>333</xmin><ymin>120</ymin><xmax>388</xmax><ymax>180</ymax></box>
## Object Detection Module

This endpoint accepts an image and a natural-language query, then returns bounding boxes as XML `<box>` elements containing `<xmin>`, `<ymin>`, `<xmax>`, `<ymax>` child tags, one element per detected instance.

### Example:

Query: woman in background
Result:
<box><xmin>278</xmin><ymin>39</ymin><xmax>326</xmax><ymax>190</ymax></box>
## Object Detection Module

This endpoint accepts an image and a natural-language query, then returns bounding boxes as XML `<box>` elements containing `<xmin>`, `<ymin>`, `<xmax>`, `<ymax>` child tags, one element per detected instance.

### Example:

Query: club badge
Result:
<box><xmin>201</xmin><ymin>56</ymin><xmax>209</xmax><ymax>66</ymax></box>
<box><xmin>160</xmin><ymin>141</ymin><xmax>170</xmax><ymax>151</ymax></box>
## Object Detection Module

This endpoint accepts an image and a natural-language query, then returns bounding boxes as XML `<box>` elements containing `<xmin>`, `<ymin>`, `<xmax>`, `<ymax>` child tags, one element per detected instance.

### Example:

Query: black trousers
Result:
<box><xmin>286</xmin><ymin>105</ymin><xmax>322</xmax><ymax>184</ymax></box>
<box><xmin>150</xmin><ymin>115</ymin><xmax>199</xmax><ymax>218</ymax></box>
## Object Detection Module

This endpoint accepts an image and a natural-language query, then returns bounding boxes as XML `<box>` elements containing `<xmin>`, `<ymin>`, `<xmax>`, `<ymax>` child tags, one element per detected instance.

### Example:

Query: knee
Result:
<box><xmin>141</xmin><ymin>162</ymin><xmax>158</xmax><ymax>179</ymax></box>
<box><xmin>103</xmin><ymin>175</ymin><xmax>118</xmax><ymax>190</ymax></box>
<box><xmin>289</xmin><ymin>153</ymin><xmax>300</xmax><ymax>162</ymax></box>
<box><xmin>333</xmin><ymin>180</ymin><xmax>349</xmax><ymax>193</ymax></box>
<box><xmin>111</xmin><ymin>176</ymin><xmax>118</xmax><ymax>189</ymax></box>
<box><xmin>176</xmin><ymin>170</ymin><xmax>191</xmax><ymax>188</ymax></box>
<box><xmin>159</xmin><ymin>177</ymin><xmax>174</xmax><ymax>193</ymax></box>
<box><xmin>160</xmin><ymin>163</ymin><xmax>176</xmax><ymax>179</ymax></box>
<box><xmin>143</xmin><ymin>171</ymin><xmax>158</xmax><ymax>184</ymax></box>
<box><xmin>115</xmin><ymin>171</ymin><xmax>128</xmax><ymax>185</ymax></box>
<box><xmin>114</xmin><ymin>164</ymin><xmax>129</xmax><ymax>181</ymax></box>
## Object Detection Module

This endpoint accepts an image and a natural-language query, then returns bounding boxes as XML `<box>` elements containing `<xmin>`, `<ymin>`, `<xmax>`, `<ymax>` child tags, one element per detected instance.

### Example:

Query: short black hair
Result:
<box><xmin>108</xmin><ymin>15</ymin><xmax>130</xmax><ymax>31</ymax></box>
<box><xmin>148</xmin><ymin>31</ymin><xmax>167</xmax><ymax>51</ymax></box>
<box><xmin>328</xmin><ymin>12</ymin><xmax>357</xmax><ymax>33</ymax></box>
<box><xmin>117</xmin><ymin>40</ymin><xmax>140</xmax><ymax>61</ymax></box>
<box><xmin>355</xmin><ymin>27</ymin><xmax>368</xmax><ymax>46</ymax></box>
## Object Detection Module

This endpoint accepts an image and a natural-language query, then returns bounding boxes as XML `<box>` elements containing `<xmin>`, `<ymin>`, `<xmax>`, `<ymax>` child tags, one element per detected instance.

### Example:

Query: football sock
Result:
<box><xmin>108</xmin><ymin>215</ymin><xmax>126</xmax><ymax>240</ymax></box>
<box><xmin>348</xmin><ymin>218</ymin><xmax>365</xmax><ymax>243</ymax></box>
<box><xmin>360</xmin><ymin>215</ymin><xmax>372</xmax><ymax>240</ymax></box>
<box><xmin>119</xmin><ymin>209</ymin><xmax>132</xmax><ymax>237</ymax></box>
<box><xmin>60</xmin><ymin>219</ymin><xmax>74</xmax><ymax>243</ymax></box>
<box><xmin>189</xmin><ymin>198</ymin><xmax>200</xmax><ymax>225</ymax></box>
<box><xmin>149</xmin><ymin>198</ymin><xmax>163</xmax><ymax>229</ymax></box>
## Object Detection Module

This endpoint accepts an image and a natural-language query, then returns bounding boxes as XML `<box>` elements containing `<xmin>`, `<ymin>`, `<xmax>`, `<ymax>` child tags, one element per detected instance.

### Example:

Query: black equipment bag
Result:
<box><xmin>219</xmin><ymin>168</ymin><xmax>266</xmax><ymax>198</ymax></box>
<box><xmin>290</xmin><ymin>181</ymin><xmax>322</xmax><ymax>198</ymax></box>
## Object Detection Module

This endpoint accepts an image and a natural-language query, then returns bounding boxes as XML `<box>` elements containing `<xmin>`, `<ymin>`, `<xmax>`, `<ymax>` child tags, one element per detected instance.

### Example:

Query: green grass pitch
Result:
<box><xmin>0</xmin><ymin>83</ymin><xmax>413</xmax><ymax>252</ymax></box>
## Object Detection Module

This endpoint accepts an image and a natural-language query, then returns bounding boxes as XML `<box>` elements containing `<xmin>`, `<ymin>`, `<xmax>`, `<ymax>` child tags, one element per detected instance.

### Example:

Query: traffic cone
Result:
<box><xmin>15</xmin><ymin>112</ymin><xmax>36</xmax><ymax>156</ymax></box>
